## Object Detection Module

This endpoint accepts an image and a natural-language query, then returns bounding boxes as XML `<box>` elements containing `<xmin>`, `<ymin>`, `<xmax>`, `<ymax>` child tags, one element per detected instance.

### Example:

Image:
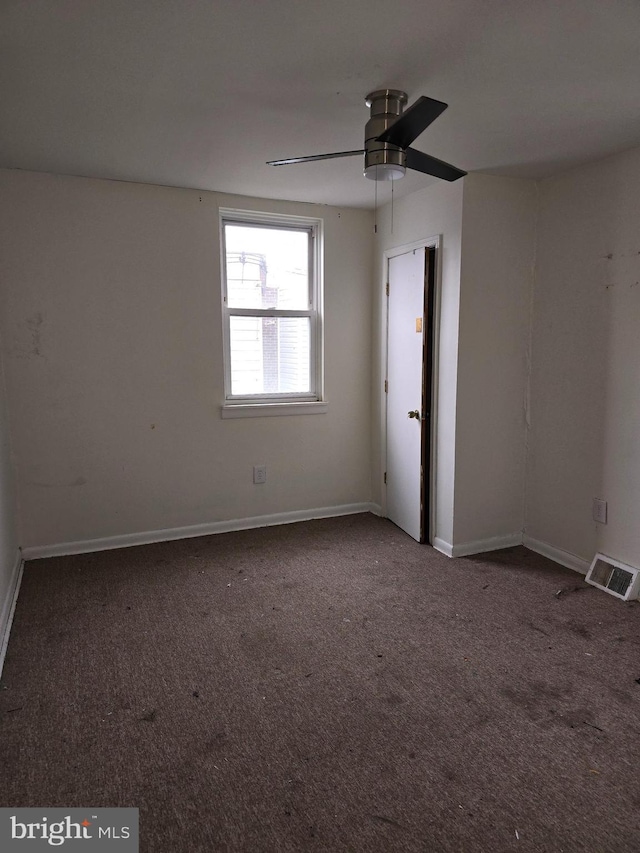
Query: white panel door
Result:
<box><xmin>386</xmin><ymin>248</ymin><xmax>425</xmax><ymax>542</ymax></box>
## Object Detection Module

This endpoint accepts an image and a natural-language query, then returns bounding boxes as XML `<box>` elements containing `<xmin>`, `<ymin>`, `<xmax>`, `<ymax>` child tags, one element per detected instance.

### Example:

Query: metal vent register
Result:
<box><xmin>586</xmin><ymin>553</ymin><xmax>640</xmax><ymax>601</ymax></box>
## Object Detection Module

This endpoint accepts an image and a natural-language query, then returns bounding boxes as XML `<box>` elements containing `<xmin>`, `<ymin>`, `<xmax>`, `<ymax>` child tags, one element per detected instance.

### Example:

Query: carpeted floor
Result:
<box><xmin>1</xmin><ymin>513</ymin><xmax>639</xmax><ymax>852</ymax></box>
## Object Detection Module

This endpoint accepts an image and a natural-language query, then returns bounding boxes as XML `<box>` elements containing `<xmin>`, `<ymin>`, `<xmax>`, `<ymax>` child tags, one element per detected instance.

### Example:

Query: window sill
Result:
<box><xmin>221</xmin><ymin>401</ymin><xmax>329</xmax><ymax>419</ymax></box>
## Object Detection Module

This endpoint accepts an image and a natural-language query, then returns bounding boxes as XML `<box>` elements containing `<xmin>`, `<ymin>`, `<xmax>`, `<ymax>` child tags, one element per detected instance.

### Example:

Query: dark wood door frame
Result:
<box><xmin>419</xmin><ymin>246</ymin><xmax>436</xmax><ymax>544</ymax></box>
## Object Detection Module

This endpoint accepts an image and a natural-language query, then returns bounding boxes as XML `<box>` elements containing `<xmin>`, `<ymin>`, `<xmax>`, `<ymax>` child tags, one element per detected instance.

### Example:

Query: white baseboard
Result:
<box><xmin>432</xmin><ymin>537</ymin><xmax>454</xmax><ymax>557</ymax></box>
<box><xmin>433</xmin><ymin>532</ymin><xmax>589</xmax><ymax>578</ymax></box>
<box><xmin>0</xmin><ymin>551</ymin><xmax>24</xmax><ymax>679</ymax></box>
<box><xmin>523</xmin><ymin>535</ymin><xmax>590</xmax><ymax>576</ymax></box>
<box><xmin>433</xmin><ymin>533</ymin><xmax>523</xmax><ymax>558</ymax></box>
<box><xmin>21</xmin><ymin>503</ymin><xmax>381</xmax><ymax>561</ymax></box>
<box><xmin>452</xmin><ymin>533</ymin><xmax>524</xmax><ymax>558</ymax></box>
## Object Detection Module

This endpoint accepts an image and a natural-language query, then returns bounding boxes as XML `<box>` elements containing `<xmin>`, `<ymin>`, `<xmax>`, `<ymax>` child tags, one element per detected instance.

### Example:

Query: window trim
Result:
<box><xmin>220</xmin><ymin>208</ymin><xmax>325</xmax><ymax>416</ymax></box>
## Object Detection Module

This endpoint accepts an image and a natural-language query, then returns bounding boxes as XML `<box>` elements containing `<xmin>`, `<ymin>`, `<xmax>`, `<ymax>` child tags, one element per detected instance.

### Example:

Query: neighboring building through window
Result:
<box><xmin>220</xmin><ymin>210</ymin><xmax>323</xmax><ymax>408</ymax></box>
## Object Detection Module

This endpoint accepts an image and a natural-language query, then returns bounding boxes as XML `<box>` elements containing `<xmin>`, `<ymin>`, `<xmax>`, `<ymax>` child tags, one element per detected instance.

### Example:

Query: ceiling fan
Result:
<box><xmin>267</xmin><ymin>89</ymin><xmax>466</xmax><ymax>183</ymax></box>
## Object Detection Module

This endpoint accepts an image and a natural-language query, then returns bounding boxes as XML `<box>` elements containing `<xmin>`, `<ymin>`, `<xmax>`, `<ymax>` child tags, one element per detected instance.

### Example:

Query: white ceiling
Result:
<box><xmin>2</xmin><ymin>0</ymin><xmax>639</xmax><ymax>209</ymax></box>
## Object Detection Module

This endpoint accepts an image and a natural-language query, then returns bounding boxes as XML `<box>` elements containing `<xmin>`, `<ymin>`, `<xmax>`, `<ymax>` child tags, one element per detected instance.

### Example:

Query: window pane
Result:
<box><xmin>229</xmin><ymin>316</ymin><xmax>311</xmax><ymax>396</ymax></box>
<box><xmin>225</xmin><ymin>224</ymin><xmax>309</xmax><ymax>310</ymax></box>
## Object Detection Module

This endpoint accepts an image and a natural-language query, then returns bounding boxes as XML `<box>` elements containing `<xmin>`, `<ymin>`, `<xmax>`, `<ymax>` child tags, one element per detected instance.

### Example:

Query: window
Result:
<box><xmin>220</xmin><ymin>210</ymin><xmax>325</xmax><ymax>416</ymax></box>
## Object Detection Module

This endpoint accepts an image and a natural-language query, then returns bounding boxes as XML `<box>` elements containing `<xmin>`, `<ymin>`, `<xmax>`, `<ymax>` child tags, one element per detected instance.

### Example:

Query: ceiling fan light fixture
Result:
<box><xmin>267</xmin><ymin>87</ymin><xmax>466</xmax><ymax>184</ymax></box>
<box><xmin>364</xmin><ymin>162</ymin><xmax>406</xmax><ymax>181</ymax></box>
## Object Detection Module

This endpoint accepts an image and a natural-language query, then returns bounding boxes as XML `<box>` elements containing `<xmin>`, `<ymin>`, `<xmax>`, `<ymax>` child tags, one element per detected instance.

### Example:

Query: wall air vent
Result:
<box><xmin>586</xmin><ymin>553</ymin><xmax>640</xmax><ymax>601</ymax></box>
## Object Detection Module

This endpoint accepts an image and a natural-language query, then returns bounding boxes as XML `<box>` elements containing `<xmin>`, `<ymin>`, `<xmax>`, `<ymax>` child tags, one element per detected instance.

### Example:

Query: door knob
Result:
<box><xmin>408</xmin><ymin>410</ymin><xmax>420</xmax><ymax>420</ymax></box>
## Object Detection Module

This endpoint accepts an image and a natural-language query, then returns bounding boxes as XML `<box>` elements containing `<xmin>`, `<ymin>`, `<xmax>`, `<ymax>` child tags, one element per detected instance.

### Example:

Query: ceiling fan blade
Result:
<box><xmin>267</xmin><ymin>150</ymin><xmax>364</xmax><ymax>166</ymax></box>
<box><xmin>377</xmin><ymin>96</ymin><xmax>448</xmax><ymax>149</ymax></box>
<box><xmin>405</xmin><ymin>147</ymin><xmax>466</xmax><ymax>182</ymax></box>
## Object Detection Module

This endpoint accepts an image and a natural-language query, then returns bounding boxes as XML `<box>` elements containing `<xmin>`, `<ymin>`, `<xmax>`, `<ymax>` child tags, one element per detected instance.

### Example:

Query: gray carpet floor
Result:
<box><xmin>1</xmin><ymin>513</ymin><xmax>639</xmax><ymax>852</ymax></box>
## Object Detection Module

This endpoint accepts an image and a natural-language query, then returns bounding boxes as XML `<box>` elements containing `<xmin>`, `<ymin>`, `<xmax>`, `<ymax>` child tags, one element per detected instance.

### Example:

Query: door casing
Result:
<box><xmin>382</xmin><ymin>236</ymin><xmax>441</xmax><ymax>543</ymax></box>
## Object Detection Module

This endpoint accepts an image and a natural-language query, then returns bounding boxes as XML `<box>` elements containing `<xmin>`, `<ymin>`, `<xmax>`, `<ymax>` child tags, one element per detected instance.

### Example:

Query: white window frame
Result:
<box><xmin>220</xmin><ymin>208</ymin><xmax>326</xmax><ymax>418</ymax></box>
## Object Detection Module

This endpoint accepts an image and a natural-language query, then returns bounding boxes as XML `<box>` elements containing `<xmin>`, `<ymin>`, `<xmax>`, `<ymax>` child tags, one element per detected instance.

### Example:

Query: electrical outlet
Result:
<box><xmin>253</xmin><ymin>465</ymin><xmax>267</xmax><ymax>485</ymax></box>
<box><xmin>593</xmin><ymin>498</ymin><xmax>607</xmax><ymax>524</ymax></box>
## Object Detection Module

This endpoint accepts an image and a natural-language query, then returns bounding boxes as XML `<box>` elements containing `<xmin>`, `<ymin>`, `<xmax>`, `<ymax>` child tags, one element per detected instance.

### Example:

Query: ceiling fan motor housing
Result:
<box><xmin>364</xmin><ymin>89</ymin><xmax>408</xmax><ymax>180</ymax></box>
<box><xmin>266</xmin><ymin>89</ymin><xmax>465</xmax><ymax>183</ymax></box>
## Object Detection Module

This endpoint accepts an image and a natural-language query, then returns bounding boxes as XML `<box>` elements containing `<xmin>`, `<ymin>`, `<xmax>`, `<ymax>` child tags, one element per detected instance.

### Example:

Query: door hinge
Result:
<box><xmin>384</xmin><ymin>380</ymin><xmax>388</xmax><ymax>393</ymax></box>
<box><xmin>384</xmin><ymin>472</ymin><xmax>387</xmax><ymax>484</ymax></box>
<box><xmin>386</xmin><ymin>281</ymin><xmax>389</xmax><ymax>296</ymax></box>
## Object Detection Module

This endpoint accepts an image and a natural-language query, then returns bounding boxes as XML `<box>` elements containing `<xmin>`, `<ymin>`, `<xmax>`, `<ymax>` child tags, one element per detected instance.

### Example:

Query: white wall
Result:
<box><xmin>5</xmin><ymin>149</ymin><xmax>639</xmax><ymax>577</ymax></box>
<box><xmin>527</xmin><ymin>146</ymin><xmax>640</xmax><ymax>568</ymax></box>
<box><xmin>373</xmin><ymin>180</ymin><xmax>465</xmax><ymax>547</ymax></box>
<box><xmin>373</xmin><ymin>175</ymin><xmax>536</xmax><ymax>554</ymax></box>
<box><xmin>0</xmin><ymin>169</ymin><xmax>373</xmax><ymax>550</ymax></box>
<box><xmin>0</xmin><ymin>340</ymin><xmax>19</xmax><ymax>649</ymax></box>
<box><xmin>454</xmin><ymin>174</ymin><xmax>537</xmax><ymax>547</ymax></box>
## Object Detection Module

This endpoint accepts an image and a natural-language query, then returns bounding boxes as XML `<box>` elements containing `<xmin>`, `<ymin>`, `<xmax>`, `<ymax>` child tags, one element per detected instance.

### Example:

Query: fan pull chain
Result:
<box><xmin>391</xmin><ymin>177</ymin><xmax>394</xmax><ymax>234</ymax></box>
<box><xmin>374</xmin><ymin>165</ymin><xmax>378</xmax><ymax>234</ymax></box>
